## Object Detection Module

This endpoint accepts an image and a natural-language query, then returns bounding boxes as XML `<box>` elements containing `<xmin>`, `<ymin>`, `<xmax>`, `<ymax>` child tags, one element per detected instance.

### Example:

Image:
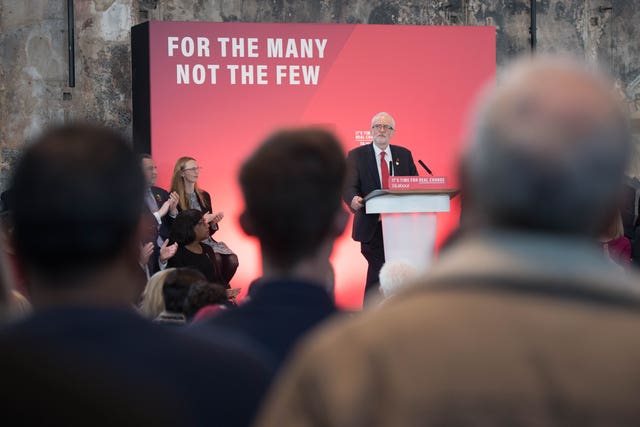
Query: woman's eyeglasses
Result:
<box><xmin>182</xmin><ymin>166</ymin><xmax>202</xmax><ymax>173</ymax></box>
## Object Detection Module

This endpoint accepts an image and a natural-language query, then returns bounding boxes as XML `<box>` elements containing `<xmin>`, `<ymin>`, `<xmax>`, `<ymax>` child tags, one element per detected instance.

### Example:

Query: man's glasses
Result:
<box><xmin>372</xmin><ymin>124</ymin><xmax>394</xmax><ymax>131</ymax></box>
<box><xmin>182</xmin><ymin>166</ymin><xmax>202</xmax><ymax>173</ymax></box>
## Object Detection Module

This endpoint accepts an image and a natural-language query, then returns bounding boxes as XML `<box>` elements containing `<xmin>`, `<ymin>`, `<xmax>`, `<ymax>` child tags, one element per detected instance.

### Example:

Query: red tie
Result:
<box><xmin>380</xmin><ymin>151</ymin><xmax>389</xmax><ymax>189</ymax></box>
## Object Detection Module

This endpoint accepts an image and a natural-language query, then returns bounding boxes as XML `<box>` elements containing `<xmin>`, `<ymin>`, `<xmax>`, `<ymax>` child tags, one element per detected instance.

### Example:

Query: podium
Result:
<box><xmin>364</xmin><ymin>189</ymin><xmax>458</xmax><ymax>271</ymax></box>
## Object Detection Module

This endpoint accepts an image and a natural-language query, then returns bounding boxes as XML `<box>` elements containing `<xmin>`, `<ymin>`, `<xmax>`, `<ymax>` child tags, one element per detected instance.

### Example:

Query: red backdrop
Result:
<box><xmin>146</xmin><ymin>21</ymin><xmax>495</xmax><ymax>309</ymax></box>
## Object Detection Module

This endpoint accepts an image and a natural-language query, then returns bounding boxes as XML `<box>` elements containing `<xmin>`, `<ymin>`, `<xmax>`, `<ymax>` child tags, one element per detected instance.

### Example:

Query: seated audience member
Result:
<box><xmin>171</xmin><ymin>156</ymin><xmax>238</xmax><ymax>285</ymax></box>
<box><xmin>184</xmin><ymin>281</ymin><xmax>231</xmax><ymax>322</ymax></box>
<box><xmin>377</xmin><ymin>259</ymin><xmax>419</xmax><ymax>300</ymax></box>
<box><xmin>168</xmin><ymin>209</ymin><xmax>228</xmax><ymax>285</ymax></box>
<box><xmin>0</xmin><ymin>123</ymin><xmax>272</xmax><ymax>426</ymax></box>
<box><xmin>191</xmin><ymin>128</ymin><xmax>347</xmax><ymax>371</ymax></box>
<box><xmin>140</xmin><ymin>267</ymin><xmax>210</xmax><ymax>320</ymax></box>
<box><xmin>255</xmin><ymin>57</ymin><xmax>640</xmax><ymax>426</ymax></box>
<box><xmin>154</xmin><ymin>278</ymin><xmax>190</xmax><ymax>326</ymax></box>
<box><xmin>138</xmin><ymin>268</ymin><xmax>175</xmax><ymax>319</ymax></box>
<box><xmin>153</xmin><ymin>267</ymin><xmax>216</xmax><ymax>325</ymax></box>
<box><xmin>140</xmin><ymin>154</ymin><xmax>179</xmax><ymax>277</ymax></box>
<box><xmin>600</xmin><ymin>211</ymin><xmax>631</xmax><ymax>267</ymax></box>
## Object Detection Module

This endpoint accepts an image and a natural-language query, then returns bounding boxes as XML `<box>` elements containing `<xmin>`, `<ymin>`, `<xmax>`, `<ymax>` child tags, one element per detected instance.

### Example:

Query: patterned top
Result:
<box><xmin>188</xmin><ymin>191</ymin><xmax>235</xmax><ymax>255</ymax></box>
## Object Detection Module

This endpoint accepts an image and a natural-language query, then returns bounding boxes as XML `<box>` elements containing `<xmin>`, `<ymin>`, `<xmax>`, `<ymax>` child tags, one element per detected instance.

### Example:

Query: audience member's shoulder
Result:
<box><xmin>290</xmin><ymin>290</ymin><xmax>431</xmax><ymax>362</ymax></box>
<box><xmin>348</xmin><ymin>143</ymin><xmax>372</xmax><ymax>156</ymax></box>
<box><xmin>0</xmin><ymin>340</ymin><xmax>183</xmax><ymax>427</ymax></box>
<box><xmin>152</xmin><ymin>185</ymin><xmax>169</xmax><ymax>196</ymax></box>
<box><xmin>185</xmin><ymin>321</ymin><xmax>277</xmax><ymax>368</ymax></box>
<box><xmin>286</xmin><ymin>309</ymin><xmax>366</xmax><ymax>357</ymax></box>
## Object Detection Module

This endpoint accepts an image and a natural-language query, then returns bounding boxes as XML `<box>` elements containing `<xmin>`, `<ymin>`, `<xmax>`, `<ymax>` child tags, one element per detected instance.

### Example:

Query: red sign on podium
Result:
<box><xmin>388</xmin><ymin>176</ymin><xmax>449</xmax><ymax>191</ymax></box>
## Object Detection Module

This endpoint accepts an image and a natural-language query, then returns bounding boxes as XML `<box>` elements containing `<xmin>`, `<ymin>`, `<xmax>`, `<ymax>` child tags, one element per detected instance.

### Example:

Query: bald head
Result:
<box><xmin>462</xmin><ymin>56</ymin><xmax>630</xmax><ymax>236</ymax></box>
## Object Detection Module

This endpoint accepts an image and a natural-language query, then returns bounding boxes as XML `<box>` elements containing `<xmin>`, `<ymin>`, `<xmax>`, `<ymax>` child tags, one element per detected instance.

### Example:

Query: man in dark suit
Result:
<box><xmin>343</xmin><ymin>112</ymin><xmax>418</xmax><ymax>300</ymax></box>
<box><xmin>140</xmin><ymin>154</ymin><xmax>178</xmax><ymax>276</ymax></box>
<box><xmin>192</xmin><ymin>128</ymin><xmax>347</xmax><ymax>371</ymax></box>
<box><xmin>0</xmin><ymin>124</ymin><xmax>272</xmax><ymax>426</ymax></box>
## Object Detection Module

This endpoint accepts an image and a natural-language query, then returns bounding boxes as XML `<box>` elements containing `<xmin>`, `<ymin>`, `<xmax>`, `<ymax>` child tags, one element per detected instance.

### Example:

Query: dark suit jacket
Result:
<box><xmin>148</xmin><ymin>185</ymin><xmax>172</xmax><ymax>240</ymax></box>
<box><xmin>343</xmin><ymin>143</ymin><xmax>418</xmax><ymax>242</ymax></box>
<box><xmin>144</xmin><ymin>186</ymin><xmax>172</xmax><ymax>275</ymax></box>
<box><xmin>0</xmin><ymin>307</ymin><xmax>272</xmax><ymax>427</ymax></box>
<box><xmin>191</xmin><ymin>278</ymin><xmax>338</xmax><ymax>371</ymax></box>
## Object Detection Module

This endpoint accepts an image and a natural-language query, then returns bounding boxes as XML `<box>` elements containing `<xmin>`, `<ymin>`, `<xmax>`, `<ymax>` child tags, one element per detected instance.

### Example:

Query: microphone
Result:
<box><xmin>418</xmin><ymin>160</ymin><xmax>433</xmax><ymax>176</ymax></box>
<box><xmin>389</xmin><ymin>160</ymin><xmax>393</xmax><ymax>176</ymax></box>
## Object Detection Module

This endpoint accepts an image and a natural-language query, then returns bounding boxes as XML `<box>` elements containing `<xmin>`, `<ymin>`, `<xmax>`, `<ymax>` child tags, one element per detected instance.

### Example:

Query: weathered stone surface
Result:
<box><xmin>1</xmin><ymin>0</ymin><xmax>640</xmax><ymax>187</ymax></box>
<box><xmin>537</xmin><ymin>0</ymin><xmax>584</xmax><ymax>55</ymax></box>
<box><xmin>0</xmin><ymin>0</ymin><xmax>66</xmax><ymax>185</ymax></box>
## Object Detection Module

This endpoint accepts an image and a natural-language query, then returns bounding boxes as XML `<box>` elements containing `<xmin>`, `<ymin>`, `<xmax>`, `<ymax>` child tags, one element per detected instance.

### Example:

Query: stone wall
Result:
<box><xmin>1</xmin><ymin>0</ymin><xmax>639</xmax><ymax>189</ymax></box>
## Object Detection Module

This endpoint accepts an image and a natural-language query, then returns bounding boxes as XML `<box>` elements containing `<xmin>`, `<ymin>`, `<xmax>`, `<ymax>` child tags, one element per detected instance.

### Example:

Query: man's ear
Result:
<box><xmin>330</xmin><ymin>206</ymin><xmax>349</xmax><ymax>238</ymax></box>
<box><xmin>239</xmin><ymin>210</ymin><xmax>257</xmax><ymax>236</ymax></box>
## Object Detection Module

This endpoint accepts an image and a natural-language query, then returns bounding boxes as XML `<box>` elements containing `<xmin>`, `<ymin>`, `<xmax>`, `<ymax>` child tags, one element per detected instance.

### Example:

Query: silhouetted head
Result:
<box><xmin>239</xmin><ymin>128</ymin><xmax>347</xmax><ymax>270</ymax></box>
<box><xmin>183</xmin><ymin>281</ymin><xmax>229</xmax><ymax>319</ymax></box>
<box><xmin>162</xmin><ymin>268</ymin><xmax>206</xmax><ymax>313</ymax></box>
<box><xmin>11</xmin><ymin>123</ymin><xmax>145</xmax><ymax>289</ymax></box>
<box><xmin>460</xmin><ymin>56</ymin><xmax>630</xmax><ymax>237</ymax></box>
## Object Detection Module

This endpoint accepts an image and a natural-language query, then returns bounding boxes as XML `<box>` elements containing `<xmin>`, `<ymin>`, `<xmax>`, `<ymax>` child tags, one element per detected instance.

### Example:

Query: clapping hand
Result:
<box><xmin>159</xmin><ymin>239</ymin><xmax>178</xmax><ymax>263</ymax></box>
<box><xmin>139</xmin><ymin>242</ymin><xmax>154</xmax><ymax>265</ymax></box>
<box><xmin>203</xmin><ymin>211</ymin><xmax>224</xmax><ymax>224</ymax></box>
<box><xmin>203</xmin><ymin>212</ymin><xmax>215</xmax><ymax>224</ymax></box>
<box><xmin>168</xmin><ymin>192</ymin><xmax>179</xmax><ymax>217</ymax></box>
<box><xmin>211</xmin><ymin>211</ymin><xmax>224</xmax><ymax>224</ymax></box>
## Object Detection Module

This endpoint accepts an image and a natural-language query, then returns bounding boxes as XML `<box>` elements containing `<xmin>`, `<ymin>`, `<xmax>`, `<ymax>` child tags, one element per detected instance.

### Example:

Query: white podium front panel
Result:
<box><xmin>366</xmin><ymin>193</ymin><xmax>450</xmax><ymax>214</ymax></box>
<box><xmin>381</xmin><ymin>212</ymin><xmax>437</xmax><ymax>271</ymax></box>
<box><xmin>363</xmin><ymin>191</ymin><xmax>456</xmax><ymax>271</ymax></box>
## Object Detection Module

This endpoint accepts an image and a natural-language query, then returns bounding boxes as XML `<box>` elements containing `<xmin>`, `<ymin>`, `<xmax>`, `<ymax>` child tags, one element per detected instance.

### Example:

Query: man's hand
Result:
<box><xmin>139</xmin><ymin>242</ymin><xmax>154</xmax><ymax>266</ymax></box>
<box><xmin>159</xmin><ymin>239</ymin><xmax>178</xmax><ymax>263</ymax></box>
<box><xmin>350</xmin><ymin>196</ymin><xmax>364</xmax><ymax>211</ymax></box>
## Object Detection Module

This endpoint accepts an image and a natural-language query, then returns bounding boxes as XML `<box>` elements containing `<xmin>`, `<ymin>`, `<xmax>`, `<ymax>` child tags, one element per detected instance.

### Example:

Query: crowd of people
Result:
<box><xmin>2</xmin><ymin>55</ymin><xmax>640</xmax><ymax>425</ymax></box>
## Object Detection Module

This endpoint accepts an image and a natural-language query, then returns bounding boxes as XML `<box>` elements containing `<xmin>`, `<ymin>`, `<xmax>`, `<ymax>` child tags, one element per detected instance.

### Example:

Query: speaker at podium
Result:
<box><xmin>364</xmin><ymin>176</ymin><xmax>458</xmax><ymax>272</ymax></box>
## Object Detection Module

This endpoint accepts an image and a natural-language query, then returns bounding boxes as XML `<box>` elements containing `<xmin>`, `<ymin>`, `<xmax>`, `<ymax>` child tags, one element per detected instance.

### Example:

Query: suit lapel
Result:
<box><xmin>389</xmin><ymin>146</ymin><xmax>396</xmax><ymax>176</ymax></box>
<box><xmin>365</xmin><ymin>143</ymin><xmax>380</xmax><ymax>190</ymax></box>
<box><xmin>390</xmin><ymin>145</ymin><xmax>407</xmax><ymax>175</ymax></box>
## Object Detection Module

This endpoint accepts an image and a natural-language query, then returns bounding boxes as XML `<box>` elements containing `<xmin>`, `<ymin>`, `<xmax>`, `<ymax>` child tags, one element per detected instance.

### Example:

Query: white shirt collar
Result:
<box><xmin>372</xmin><ymin>143</ymin><xmax>391</xmax><ymax>159</ymax></box>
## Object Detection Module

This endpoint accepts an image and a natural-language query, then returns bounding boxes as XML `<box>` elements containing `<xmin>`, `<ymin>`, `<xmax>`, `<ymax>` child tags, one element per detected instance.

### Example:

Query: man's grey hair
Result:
<box><xmin>371</xmin><ymin>112</ymin><xmax>396</xmax><ymax>129</ymax></box>
<box><xmin>461</xmin><ymin>56</ymin><xmax>631</xmax><ymax>236</ymax></box>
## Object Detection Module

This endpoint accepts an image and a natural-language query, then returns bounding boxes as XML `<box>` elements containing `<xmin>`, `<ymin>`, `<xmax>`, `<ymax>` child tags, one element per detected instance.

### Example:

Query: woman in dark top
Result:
<box><xmin>168</xmin><ymin>209</ymin><xmax>224</xmax><ymax>285</ymax></box>
<box><xmin>170</xmin><ymin>157</ymin><xmax>238</xmax><ymax>284</ymax></box>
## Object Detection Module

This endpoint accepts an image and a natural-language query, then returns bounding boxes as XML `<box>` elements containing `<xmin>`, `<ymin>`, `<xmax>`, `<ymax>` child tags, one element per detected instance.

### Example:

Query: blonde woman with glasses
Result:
<box><xmin>170</xmin><ymin>157</ymin><xmax>238</xmax><ymax>285</ymax></box>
